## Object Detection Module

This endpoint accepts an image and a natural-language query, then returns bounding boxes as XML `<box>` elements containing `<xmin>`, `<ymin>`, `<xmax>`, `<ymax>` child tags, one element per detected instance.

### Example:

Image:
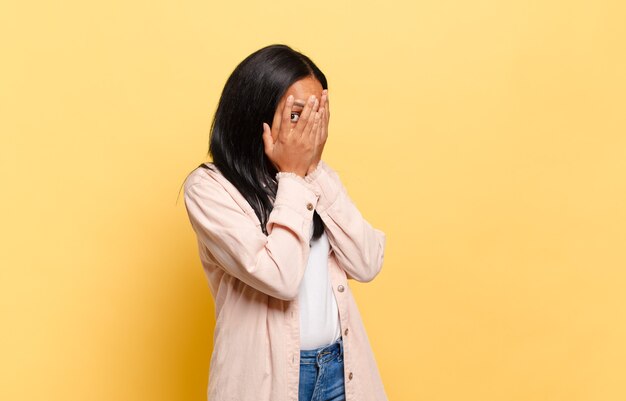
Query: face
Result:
<box><xmin>272</xmin><ymin>76</ymin><xmax>324</xmax><ymax>142</ymax></box>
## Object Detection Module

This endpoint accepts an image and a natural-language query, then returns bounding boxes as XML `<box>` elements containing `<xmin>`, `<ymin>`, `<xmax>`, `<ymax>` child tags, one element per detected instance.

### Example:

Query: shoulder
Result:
<box><xmin>183</xmin><ymin>163</ymin><xmax>236</xmax><ymax>207</ymax></box>
<box><xmin>183</xmin><ymin>162</ymin><xmax>262</xmax><ymax>226</ymax></box>
<box><xmin>184</xmin><ymin>162</ymin><xmax>223</xmax><ymax>193</ymax></box>
<box><xmin>182</xmin><ymin>162</ymin><xmax>235</xmax><ymax>214</ymax></box>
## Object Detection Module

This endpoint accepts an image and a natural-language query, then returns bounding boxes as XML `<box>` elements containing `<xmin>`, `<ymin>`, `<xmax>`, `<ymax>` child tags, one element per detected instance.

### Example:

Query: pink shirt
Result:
<box><xmin>183</xmin><ymin>159</ymin><xmax>388</xmax><ymax>401</ymax></box>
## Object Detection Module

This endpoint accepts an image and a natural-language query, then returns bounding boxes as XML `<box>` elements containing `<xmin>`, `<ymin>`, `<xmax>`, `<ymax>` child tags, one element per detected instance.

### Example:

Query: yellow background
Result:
<box><xmin>1</xmin><ymin>0</ymin><xmax>625</xmax><ymax>400</ymax></box>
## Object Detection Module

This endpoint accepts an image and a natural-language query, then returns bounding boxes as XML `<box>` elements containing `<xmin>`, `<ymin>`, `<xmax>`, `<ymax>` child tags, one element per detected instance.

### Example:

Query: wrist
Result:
<box><xmin>304</xmin><ymin>160</ymin><xmax>324</xmax><ymax>184</ymax></box>
<box><xmin>306</xmin><ymin>160</ymin><xmax>321</xmax><ymax>175</ymax></box>
<box><xmin>276</xmin><ymin>170</ymin><xmax>306</xmax><ymax>180</ymax></box>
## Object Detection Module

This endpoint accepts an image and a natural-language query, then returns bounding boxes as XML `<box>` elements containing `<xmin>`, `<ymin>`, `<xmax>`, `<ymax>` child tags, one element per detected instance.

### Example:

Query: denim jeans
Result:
<box><xmin>298</xmin><ymin>337</ymin><xmax>346</xmax><ymax>401</ymax></box>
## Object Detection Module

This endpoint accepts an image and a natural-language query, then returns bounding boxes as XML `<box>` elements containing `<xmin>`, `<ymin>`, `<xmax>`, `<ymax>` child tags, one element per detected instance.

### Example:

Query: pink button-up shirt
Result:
<box><xmin>183</xmin><ymin>159</ymin><xmax>388</xmax><ymax>401</ymax></box>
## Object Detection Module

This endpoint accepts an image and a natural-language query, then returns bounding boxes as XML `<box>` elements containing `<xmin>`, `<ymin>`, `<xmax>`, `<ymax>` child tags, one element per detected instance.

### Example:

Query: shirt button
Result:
<box><xmin>306</xmin><ymin>202</ymin><xmax>314</xmax><ymax>211</ymax></box>
<box><xmin>344</xmin><ymin>328</ymin><xmax>349</xmax><ymax>336</ymax></box>
<box><xmin>348</xmin><ymin>372</ymin><xmax>353</xmax><ymax>380</ymax></box>
<box><xmin>337</xmin><ymin>285</ymin><xmax>344</xmax><ymax>292</ymax></box>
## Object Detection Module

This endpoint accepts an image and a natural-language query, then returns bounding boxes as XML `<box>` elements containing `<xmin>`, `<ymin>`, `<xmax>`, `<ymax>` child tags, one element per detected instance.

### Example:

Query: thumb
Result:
<box><xmin>261</xmin><ymin>123</ymin><xmax>273</xmax><ymax>155</ymax></box>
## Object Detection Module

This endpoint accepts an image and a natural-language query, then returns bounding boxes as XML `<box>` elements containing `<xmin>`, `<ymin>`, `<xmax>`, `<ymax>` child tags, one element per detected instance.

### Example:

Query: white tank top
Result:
<box><xmin>298</xmin><ymin>220</ymin><xmax>342</xmax><ymax>350</ymax></box>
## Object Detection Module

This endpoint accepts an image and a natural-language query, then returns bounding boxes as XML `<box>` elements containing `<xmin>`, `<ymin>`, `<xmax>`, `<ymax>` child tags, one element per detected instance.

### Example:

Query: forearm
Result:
<box><xmin>184</xmin><ymin>174</ymin><xmax>321</xmax><ymax>300</ymax></box>
<box><xmin>305</xmin><ymin>160</ymin><xmax>387</xmax><ymax>282</ymax></box>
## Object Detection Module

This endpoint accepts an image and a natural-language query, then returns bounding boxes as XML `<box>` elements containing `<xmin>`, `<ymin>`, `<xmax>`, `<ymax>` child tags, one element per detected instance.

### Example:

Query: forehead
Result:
<box><xmin>281</xmin><ymin>77</ymin><xmax>323</xmax><ymax>105</ymax></box>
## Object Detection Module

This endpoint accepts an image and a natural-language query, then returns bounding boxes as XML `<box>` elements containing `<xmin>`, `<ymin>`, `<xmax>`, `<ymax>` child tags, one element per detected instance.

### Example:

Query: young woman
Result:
<box><xmin>183</xmin><ymin>44</ymin><xmax>388</xmax><ymax>401</ymax></box>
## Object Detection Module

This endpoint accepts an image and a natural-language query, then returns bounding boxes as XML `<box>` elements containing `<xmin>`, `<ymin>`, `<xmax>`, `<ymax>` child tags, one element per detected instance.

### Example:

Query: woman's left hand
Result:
<box><xmin>307</xmin><ymin>89</ymin><xmax>330</xmax><ymax>175</ymax></box>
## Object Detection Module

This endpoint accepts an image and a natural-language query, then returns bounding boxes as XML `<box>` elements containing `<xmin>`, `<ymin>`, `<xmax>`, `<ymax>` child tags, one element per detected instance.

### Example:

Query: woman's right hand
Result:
<box><xmin>262</xmin><ymin>94</ymin><xmax>322</xmax><ymax>178</ymax></box>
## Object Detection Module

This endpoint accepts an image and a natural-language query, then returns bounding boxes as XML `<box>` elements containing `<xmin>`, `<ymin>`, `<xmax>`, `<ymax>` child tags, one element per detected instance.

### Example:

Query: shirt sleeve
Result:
<box><xmin>304</xmin><ymin>160</ymin><xmax>387</xmax><ymax>282</ymax></box>
<box><xmin>183</xmin><ymin>172</ymin><xmax>320</xmax><ymax>300</ymax></box>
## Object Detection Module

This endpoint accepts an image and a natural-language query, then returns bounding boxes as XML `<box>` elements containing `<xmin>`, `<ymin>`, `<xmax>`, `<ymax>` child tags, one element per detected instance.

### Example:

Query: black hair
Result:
<box><xmin>180</xmin><ymin>44</ymin><xmax>327</xmax><ymax>240</ymax></box>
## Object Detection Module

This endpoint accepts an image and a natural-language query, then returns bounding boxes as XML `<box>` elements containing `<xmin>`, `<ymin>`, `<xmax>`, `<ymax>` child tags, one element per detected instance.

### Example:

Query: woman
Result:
<box><xmin>183</xmin><ymin>44</ymin><xmax>388</xmax><ymax>401</ymax></box>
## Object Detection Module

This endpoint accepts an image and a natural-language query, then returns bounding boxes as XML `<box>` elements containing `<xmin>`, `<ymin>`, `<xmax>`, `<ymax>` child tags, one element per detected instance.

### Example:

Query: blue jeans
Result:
<box><xmin>299</xmin><ymin>337</ymin><xmax>346</xmax><ymax>401</ymax></box>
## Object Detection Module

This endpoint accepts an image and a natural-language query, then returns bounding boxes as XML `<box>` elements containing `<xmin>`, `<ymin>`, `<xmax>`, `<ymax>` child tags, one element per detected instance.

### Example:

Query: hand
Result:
<box><xmin>262</xmin><ymin>94</ymin><xmax>322</xmax><ymax>178</ymax></box>
<box><xmin>307</xmin><ymin>89</ymin><xmax>329</xmax><ymax>175</ymax></box>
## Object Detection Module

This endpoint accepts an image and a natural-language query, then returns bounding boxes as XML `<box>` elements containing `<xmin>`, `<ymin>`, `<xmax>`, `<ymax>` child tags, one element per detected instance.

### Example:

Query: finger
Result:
<box><xmin>315</xmin><ymin>111</ymin><xmax>323</xmax><ymax>144</ymax></box>
<box><xmin>320</xmin><ymin>90</ymin><xmax>327</xmax><ymax>112</ymax></box>
<box><xmin>318</xmin><ymin>93</ymin><xmax>327</xmax><ymax>136</ymax></box>
<box><xmin>315</xmin><ymin>107</ymin><xmax>324</xmax><ymax>144</ymax></box>
<box><xmin>325</xmin><ymin>90</ymin><xmax>330</xmax><ymax>121</ymax></box>
<box><xmin>301</xmin><ymin>97</ymin><xmax>320</xmax><ymax>138</ymax></box>
<box><xmin>306</xmin><ymin>109</ymin><xmax>321</xmax><ymax>143</ymax></box>
<box><xmin>280</xmin><ymin>95</ymin><xmax>295</xmax><ymax>138</ymax></box>
<box><xmin>295</xmin><ymin>95</ymin><xmax>317</xmax><ymax>136</ymax></box>
<box><xmin>319</xmin><ymin>106</ymin><xmax>327</xmax><ymax>142</ymax></box>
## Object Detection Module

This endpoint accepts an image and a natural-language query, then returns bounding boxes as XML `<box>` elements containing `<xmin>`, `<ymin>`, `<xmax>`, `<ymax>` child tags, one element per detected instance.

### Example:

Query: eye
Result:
<box><xmin>290</xmin><ymin>112</ymin><xmax>300</xmax><ymax>123</ymax></box>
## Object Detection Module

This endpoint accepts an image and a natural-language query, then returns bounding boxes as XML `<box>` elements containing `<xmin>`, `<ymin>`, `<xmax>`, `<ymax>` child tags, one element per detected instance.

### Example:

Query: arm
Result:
<box><xmin>305</xmin><ymin>160</ymin><xmax>387</xmax><ymax>282</ymax></box>
<box><xmin>183</xmin><ymin>172</ymin><xmax>319</xmax><ymax>300</ymax></box>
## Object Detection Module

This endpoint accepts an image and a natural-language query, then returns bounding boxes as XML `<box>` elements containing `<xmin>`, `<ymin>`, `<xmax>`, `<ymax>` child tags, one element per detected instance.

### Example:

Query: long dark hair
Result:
<box><xmin>182</xmin><ymin>44</ymin><xmax>327</xmax><ymax>240</ymax></box>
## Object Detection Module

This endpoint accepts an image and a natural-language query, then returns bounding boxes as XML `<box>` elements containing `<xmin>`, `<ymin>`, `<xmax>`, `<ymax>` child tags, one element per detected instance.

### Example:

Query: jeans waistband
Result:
<box><xmin>300</xmin><ymin>337</ymin><xmax>343</xmax><ymax>365</ymax></box>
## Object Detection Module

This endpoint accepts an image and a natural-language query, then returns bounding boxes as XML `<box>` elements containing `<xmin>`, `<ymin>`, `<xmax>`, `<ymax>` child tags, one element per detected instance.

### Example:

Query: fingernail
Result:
<box><xmin>287</xmin><ymin>95</ymin><xmax>293</xmax><ymax>102</ymax></box>
<box><xmin>309</xmin><ymin>95</ymin><xmax>315</xmax><ymax>103</ymax></box>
